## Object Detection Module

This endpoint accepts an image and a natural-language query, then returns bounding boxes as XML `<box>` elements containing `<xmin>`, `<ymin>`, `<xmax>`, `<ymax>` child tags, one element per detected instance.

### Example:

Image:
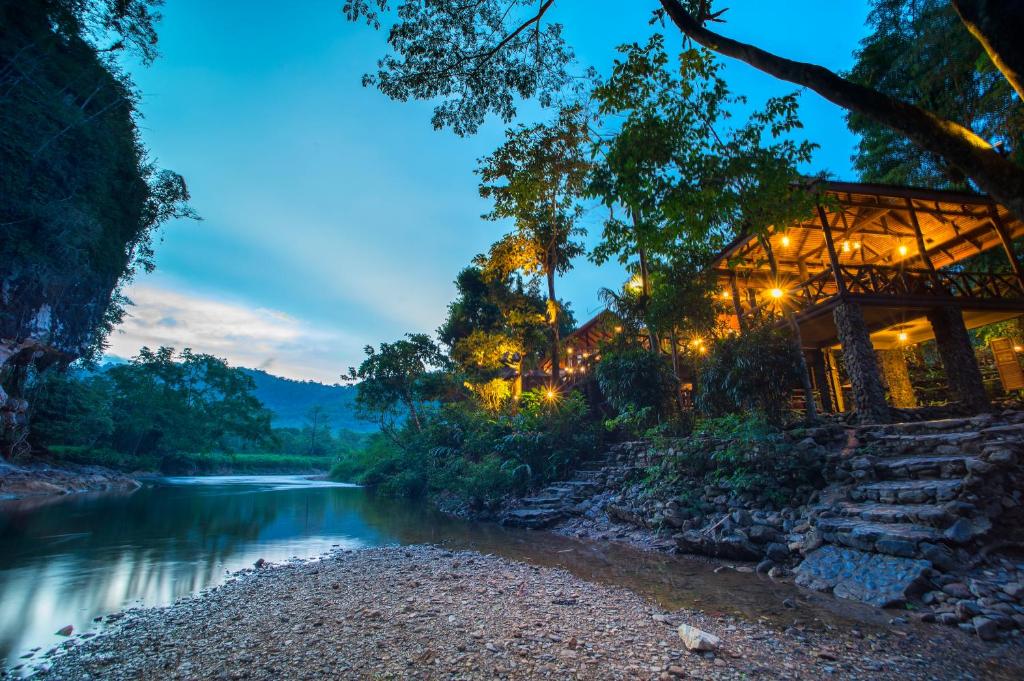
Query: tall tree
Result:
<box><xmin>847</xmin><ymin>0</ymin><xmax>1022</xmax><ymax>187</ymax></box>
<box><xmin>304</xmin><ymin>405</ymin><xmax>331</xmax><ymax>456</ymax></box>
<box><xmin>477</xmin><ymin>108</ymin><xmax>590</xmax><ymax>382</ymax></box>
<box><xmin>346</xmin><ymin>1</ymin><xmax>1024</xmax><ymax>220</ymax></box>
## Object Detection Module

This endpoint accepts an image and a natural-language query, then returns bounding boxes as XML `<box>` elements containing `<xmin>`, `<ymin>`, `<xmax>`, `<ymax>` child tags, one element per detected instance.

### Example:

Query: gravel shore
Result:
<box><xmin>28</xmin><ymin>545</ymin><xmax>1023</xmax><ymax>680</ymax></box>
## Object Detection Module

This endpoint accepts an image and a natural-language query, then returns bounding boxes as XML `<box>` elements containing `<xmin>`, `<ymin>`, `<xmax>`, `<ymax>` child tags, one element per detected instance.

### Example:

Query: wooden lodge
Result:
<box><xmin>551</xmin><ymin>181</ymin><xmax>1024</xmax><ymax>421</ymax></box>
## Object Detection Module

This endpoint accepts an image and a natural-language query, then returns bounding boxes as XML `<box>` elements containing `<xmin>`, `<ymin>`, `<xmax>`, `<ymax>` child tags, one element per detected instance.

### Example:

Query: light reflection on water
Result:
<box><xmin>0</xmin><ymin>475</ymin><xmax>893</xmax><ymax>672</ymax></box>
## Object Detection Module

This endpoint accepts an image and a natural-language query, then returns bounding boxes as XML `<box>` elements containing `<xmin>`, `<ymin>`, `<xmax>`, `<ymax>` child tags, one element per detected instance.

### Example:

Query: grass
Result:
<box><xmin>45</xmin><ymin>446</ymin><xmax>333</xmax><ymax>475</ymax></box>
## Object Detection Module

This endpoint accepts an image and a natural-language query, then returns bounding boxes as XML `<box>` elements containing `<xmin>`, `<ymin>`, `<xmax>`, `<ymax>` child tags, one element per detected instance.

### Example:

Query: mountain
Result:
<box><xmin>239</xmin><ymin>368</ymin><xmax>374</xmax><ymax>433</ymax></box>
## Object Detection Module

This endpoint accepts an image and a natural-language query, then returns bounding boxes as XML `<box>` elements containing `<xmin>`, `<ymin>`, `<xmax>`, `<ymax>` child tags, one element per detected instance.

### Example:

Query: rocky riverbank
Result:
<box><xmin>502</xmin><ymin>411</ymin><xmax>1024</xmax><ymax>642</ymax></box>
<box><xmin>0</xmin><ymin>460</ymin><xmax>140</xmax><ymax>501</ymax></box>
<box><xmin>25</xmin><ymin>545</ymin><xmax>1024</xmax><ymax>680</ymax></box>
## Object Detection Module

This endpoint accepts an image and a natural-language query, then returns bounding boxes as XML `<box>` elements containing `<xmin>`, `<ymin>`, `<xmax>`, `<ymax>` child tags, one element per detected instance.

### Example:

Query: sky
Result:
<box><xmin>110</xmin><ymin>0</ymin><xmax>873</xmax><ymax>382</ymax></box>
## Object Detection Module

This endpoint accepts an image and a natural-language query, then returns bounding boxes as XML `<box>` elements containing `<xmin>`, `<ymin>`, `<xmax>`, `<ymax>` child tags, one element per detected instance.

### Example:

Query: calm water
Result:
<box><xmin>0</xmin><ymin>476</ymin><xmax>892</xmax><ymax>671</ymax></box>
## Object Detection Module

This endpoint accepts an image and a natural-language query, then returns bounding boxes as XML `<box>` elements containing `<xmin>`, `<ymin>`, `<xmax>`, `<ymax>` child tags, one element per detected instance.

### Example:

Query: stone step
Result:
<box><xmin>851</xmin><ymin>479</ymin><xmax>963</xmax><ymax>505</ymax></box>
<box><xmin>870</xmin><ymin>431</ymin><xmax>984</xmax><ymax>454</ymax></box>
<box><xmin>872</xmin><ymin>454</ymin><xmax>983</xmax><ymax>480</ymax></box>
<box><xmin>519</xmin><ymin>496</ymin><xmax>567</xmax><ymax>509</ymax></box>
<box><xmin>833</xmin><ymin>501</ymin><xmax>955</xmax><ymax>527</ymax></box>
<box><xmin>815</xmin><ymin>516</ymin><xmax>943</xmax><ymax>557</ymax></box>
<box><xmin>500</xmin><ymin>507</ymin><xmax>564</xmax><ymax>529</ymax></box>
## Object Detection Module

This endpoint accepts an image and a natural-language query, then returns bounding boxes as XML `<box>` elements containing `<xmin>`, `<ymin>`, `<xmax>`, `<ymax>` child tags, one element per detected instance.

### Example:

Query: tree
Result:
<box><xmin>345</xmin><ymin>334</ymin><xmax>448</xmax><ymax>439</ymax></box>
<box><xmin>847</xmin><ymin>0</ymin><xmax>1022</xmax><ymax>187</ymax></box>
<box><xmin>304</xmin><ymin>405</ymin><xmax>331</xmax><ymax>456</ymax></box>
<box><xmin>657</xmin><ymin>0</ymin><xmax>1024</xmax><ymax>219</ymax></box>
<box><xmin>477</xmin><ymin>107</ymin><xmax>590</xmax><ymax>382</ymax></box>
<box><xmin>347</xmin><ymin>1</ymin><xmax>1024</xmax><ymax>220</ymax></box>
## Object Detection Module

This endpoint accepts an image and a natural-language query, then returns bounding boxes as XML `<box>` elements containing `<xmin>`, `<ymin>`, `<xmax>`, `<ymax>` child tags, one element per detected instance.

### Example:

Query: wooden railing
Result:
<box><xmin>739</xmin><ymin>265</ymin><xmax>1024</xmax><ymax>321</ymax></box>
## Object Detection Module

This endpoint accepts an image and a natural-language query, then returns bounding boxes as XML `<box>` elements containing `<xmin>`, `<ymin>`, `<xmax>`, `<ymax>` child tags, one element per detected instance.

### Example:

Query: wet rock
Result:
<box><xmin>755</xmin><ymin>560</ymin><xmax>773</xmax><ymax>574</ymax></box>
<box><xmin>55</xmin><ymin>625</ymin><xmax>73</xmax><ymax>637</ymax></box>
<box><xmin>765</xmin><ymin>542</ymin><xmax>790</xmax><ymax>562</ymax></box>
<box><xmin>795</xmin><ymin>546</ymin><xmax>930</xmax><ymax>608</ymax></box>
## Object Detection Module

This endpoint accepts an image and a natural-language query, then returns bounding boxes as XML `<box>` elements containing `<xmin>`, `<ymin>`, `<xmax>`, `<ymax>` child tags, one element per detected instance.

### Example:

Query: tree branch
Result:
<box><xmin>658</xmin><ymin>0</ymin><xmax>1024</xmax><ymax>222</ymax></box>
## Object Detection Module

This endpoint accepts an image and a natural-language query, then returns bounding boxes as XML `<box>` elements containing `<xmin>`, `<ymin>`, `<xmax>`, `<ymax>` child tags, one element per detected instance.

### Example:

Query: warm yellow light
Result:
<box><xmin>781</xmin><ymin>235</ymin><xmax>791</xmax><ymax>247</ymax></box>
<box><xmin>853</xmin><ymin>240</ymin><xmax>861</xmax><ymax>250</ymax></box>
<box><xmin>769</xmin><ymin>287</ymin><xmax>785</xmax><ymax>299</ymax></box>
<box><xmin>582</xmin><ymin>352</ymin><xmax>589</xmax><ymax>359</ymax></box>
<box><xmin>614</xmin><ymin>326</ymin><xmax>623</xmax><ymax>333</ymax></box>
<box><xmin>698</xmin><ymin>346</ymin><xmax>708</xmax><ymax>355</ymax></box>
<box><xmin>627</xmin><ymin>276</ymin><xmax>643</xmax><ymax>293</ymax></box>
<box><xmin>842</xmin><ymin>240</ymin><xmax>851</xmax><ymax>253</ymax></box>
<box><xmin>1015</xmin><ymin>345</ymin><xmax>1023</xmax><ymax>353</ymax></box>
<box><xmin>898</xmin><ymin>332</ymin><xmax>908</xmax><ymax>343</ymax></box>
<box><xmin>545</xmin><ymin>388</ymin><xmax>557</xmax><ymax>401</ymax></box>
<box><xmin>898</xmin><ymin>244</ymin><xmax>908</xmax><ymax>257</ymax></box>
<box><xmin>721</xmin><ymin>290</ymin><xmax>732</xmax><ymax>299</ymax></box>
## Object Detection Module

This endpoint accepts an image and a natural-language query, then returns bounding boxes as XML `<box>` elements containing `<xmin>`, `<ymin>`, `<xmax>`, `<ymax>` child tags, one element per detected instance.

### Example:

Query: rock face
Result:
<box><xmin>500</xmin><ymin>464</ymin><xmax>605</xmax><ymax>529</ymax></box>
<box><xmin>795</xmin><ymin>546</ymin><xmax>931</xmax><ymax>608</ymax></box>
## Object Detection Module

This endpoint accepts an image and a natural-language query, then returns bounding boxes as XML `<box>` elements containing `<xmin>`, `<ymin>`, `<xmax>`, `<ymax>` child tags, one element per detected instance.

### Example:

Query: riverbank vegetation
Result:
<box><xmin>23</xmin><ymin>347</ymin><xmax>366</xmax><ymax>474</ymax></box>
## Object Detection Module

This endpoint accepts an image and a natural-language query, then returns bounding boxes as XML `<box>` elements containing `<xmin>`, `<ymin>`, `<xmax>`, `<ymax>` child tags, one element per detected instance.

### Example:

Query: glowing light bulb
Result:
<box><xmin>545</xmin><ymin>388</ymin><xmax>557</xmax><ymax>401</ymax></box>
<box><xmin>1015</xmin><ymin>345</ymin><xmax>1023</xmax><ymax>353</ymax></box>
<box><xmin>898</xmin><ymin>244</ymin><xmax>908</xmax><ymax>257</ymax></box>
<box><xmin>781</xmin><ymin>235</ymin><xmax>791</xmax><ymax>247</ymax></box>
<box><xmin>770</xmin><ymin>288</ymin><xmax>785</xmax><ymax>299</ymax></box>
<box><xmin>721</xmin><ymin>290</ymin><xmax>731</xmax><ymax>299</ymax></box>
<box><xmin>853</xmin><ymin>241</ymin><xmax>861</xmax><ymax>250</ymax></box>
<box><xmin>898</xmin><ymin>332</ymin><xmax>908</xmax><ymax>343</ymax></box>
<box><xmin>614</xmin><ymin>326</ymin><xmax>623</xmax><ymax>333</ymax></box>
<box><xmin>842</xmin><ymin>240</ymin><xmax>851</xmax><ymax>253</ymax></box>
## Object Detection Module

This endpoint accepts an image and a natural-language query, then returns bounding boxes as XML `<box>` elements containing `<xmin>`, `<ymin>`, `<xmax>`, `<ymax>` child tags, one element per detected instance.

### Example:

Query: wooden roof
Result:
<box><xmin>710</xmin><ymin>182</ymin><xmax>1024</xmax><ymax>280</ymax></box>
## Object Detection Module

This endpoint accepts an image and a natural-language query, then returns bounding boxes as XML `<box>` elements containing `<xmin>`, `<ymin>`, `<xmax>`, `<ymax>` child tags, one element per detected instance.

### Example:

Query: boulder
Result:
<box><xmin>677</xmin><ymin>624</ymin><xmax>721</xmax><ymax>652</ymax></box>
<box><xmin>795</xmin><ymin>546</ymin><xmax>931</xmax><ymax>608</ymax></box>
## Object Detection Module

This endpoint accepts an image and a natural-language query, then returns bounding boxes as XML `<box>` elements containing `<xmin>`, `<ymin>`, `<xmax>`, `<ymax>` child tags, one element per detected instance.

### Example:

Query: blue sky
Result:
<box><xmin>111</xmin><ymin>0</ymin><xmax>872</xmax><ymax>382</ymax></box>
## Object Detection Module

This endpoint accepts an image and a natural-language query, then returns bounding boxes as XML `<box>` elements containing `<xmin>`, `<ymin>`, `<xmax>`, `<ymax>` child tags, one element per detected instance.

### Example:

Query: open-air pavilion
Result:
<box><xmin>711</xmin><ymin>181</ymin><xmax>1024</xmax><ymax>421</ymax></box>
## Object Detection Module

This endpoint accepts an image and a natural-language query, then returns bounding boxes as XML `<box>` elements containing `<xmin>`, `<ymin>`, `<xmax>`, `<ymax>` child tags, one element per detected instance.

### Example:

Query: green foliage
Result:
<box><xmin>847</xmin><ymin>0</ymin><xmax>1022</xmax><ymax>186</ymax></box>
<box><xmin>344</xmin><ymin>0</ymin><xmax>575</xmax><ymax>135</ymax></box>
<box><xmin>643</xmin><ymin>414</ymin><xmax>823</xmax><ymax>508</ymax></box>
<box><xmin>591</xmin><ymin>35</ymin><xmax>820</xmax><ymax>251</ymax></box>
<box><xmin>345</xmin><ymin>334</ymin><xmax>449</xmax><ymax>437</ymax></box>
<box><xmin>29</xmin><ymin>347</ymin><xmax>274</xmax><ymax>458</ymax></box>
<box><xmin>596</xmin><ymin>347</ymin><xmax>678</xmax><ymax>432</ymax></box>
<box><xmin>330</xmin><ymin>390</ymin><xmax>602</xmax><ymax>509</ymax></box>
<box><xmin>696</xmin><ymin>324</ymin><xmax>804</xmax><ymax>425</ymax></box>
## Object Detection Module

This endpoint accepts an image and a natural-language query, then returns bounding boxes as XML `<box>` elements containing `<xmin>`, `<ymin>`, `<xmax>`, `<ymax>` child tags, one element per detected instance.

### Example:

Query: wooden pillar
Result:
<box><xmin>808</xmin><ymin>348</ymin><xmax>834</xmax><ymax>413</ymax></box>
<box><xmin>729</xmin><ymin>274</ymin><xmax>746</xmax><ymax>332</ymax></box>
<box><xmin>817</xmin><ymin>205</ymin><xmax>847</xmax><ymax>295</ymax></box>
<box><xmin>825</xmin><ymin>348</ymin><xmax>846</xmax><ymax>412</ymax></box>
<box><xmin>833</xmin><ymin>300</ymin><xmax>890</xmax><ymax>423</ymax></box>
<box><xmin>905</xmin><ymin>199</ymin><xmax>936</xmax><ymax>273</ymax></box>
<box><xmin>989</xmin><ymin>206</ymin><xmax>1024</xmax><ymax>290</ymax></box>
<box><xmin>926</xmin><ymin>306</ymin><xmax>990</xmax><ymax>412</ymax></box>
<box><xmin>876</xmin><ymin>348</ymin><xmax>917</xmax><ymax>409</ymax></box>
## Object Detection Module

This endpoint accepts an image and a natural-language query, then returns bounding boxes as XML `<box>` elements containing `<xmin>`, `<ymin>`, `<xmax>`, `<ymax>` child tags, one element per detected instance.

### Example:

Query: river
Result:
<box><xmin>0</xmin><ymin>475</ymin><xmax>892</xmax><ymax>671</ymax></box>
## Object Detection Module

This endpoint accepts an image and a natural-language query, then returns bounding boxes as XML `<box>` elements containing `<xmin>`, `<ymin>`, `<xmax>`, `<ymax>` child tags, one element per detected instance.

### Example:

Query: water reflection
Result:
<box><xmin>0</xmin><ymin>476</ymin><xmax>890</xmax><ymax>670</ymax></box>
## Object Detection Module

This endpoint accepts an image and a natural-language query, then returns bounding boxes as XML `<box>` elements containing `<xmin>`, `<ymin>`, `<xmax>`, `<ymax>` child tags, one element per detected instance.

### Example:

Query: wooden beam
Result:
<box><xmin>817</xmin><ymin>204</ymin><xmax>847</xmax><ymax>296</ymax></box>
<box><xmin>905</xmin><ymin>198</ymin><xmax>937</xmax><ymax>273</ymax></box>
<box><xmin>990</xmin><ymin>207</ymin><xmax>1024</xmax><ymax>291</ymax></box>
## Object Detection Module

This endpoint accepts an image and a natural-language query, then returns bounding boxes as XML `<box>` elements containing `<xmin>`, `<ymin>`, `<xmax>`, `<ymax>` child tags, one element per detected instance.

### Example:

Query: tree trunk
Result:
<box><xmin>632</xmin><ymin>213</ymin><xmax>661</xmax><ymax>353</ymax></box>
<box><xmin>546</xmin><ymin>267</ymin><xmax>560</xmax><ymax>383</ymax></box>
<box><xmin>952</xmin><ymin>0</ymin><xmax>1024</xmax><ymax>100</ymax></box>
<box><xmin>404</xmin><ymin>393</ymin><xmax>423</xmax><ymax>432</ymax></box>
<box><xmin>659</xmin><ymin>0</ymin><xmax>1024</xmax><ymax>223</ymax></box>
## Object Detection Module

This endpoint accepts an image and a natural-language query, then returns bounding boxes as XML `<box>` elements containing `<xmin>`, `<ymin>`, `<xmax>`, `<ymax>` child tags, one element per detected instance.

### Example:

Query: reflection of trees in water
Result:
<box><xmin>0</xmin><ymin>483</ymin><xmax>410</xmax><ymax>664</ymax></box>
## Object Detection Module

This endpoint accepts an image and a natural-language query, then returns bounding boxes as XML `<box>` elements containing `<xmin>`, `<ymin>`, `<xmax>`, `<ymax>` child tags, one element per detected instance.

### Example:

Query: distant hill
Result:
<box><xmin>239</xmin><ymin>368</ymin><xmax>375</xmax><ymax>433</ymax></box>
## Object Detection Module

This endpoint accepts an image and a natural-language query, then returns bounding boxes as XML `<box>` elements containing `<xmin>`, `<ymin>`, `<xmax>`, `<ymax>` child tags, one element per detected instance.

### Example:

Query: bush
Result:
<box><xmin>595</xmin><ymin>347</ymin><xmax>679</xmax><ymax>433</ymax></box>
<box><xmin>696</xmin><ymin>324</ymin><xmax>803</xmax><ymax>424</ymax></box>
<box><xmin>328</xmin><ymin>389</ymin><xmax>603</xmax><ymax>507</ymax></box>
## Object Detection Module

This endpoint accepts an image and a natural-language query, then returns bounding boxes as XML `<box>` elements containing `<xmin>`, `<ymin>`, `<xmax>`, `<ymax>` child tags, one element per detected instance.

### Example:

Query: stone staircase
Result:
<box><xmin>500</xmin><ymin>461</ymin><xmax>607</xmax><ymax>529</ymax></box>
<box><xmin>808</xmin><ymin>412</ymin><xmax>1024</xmax><ymax>566</ymax></box>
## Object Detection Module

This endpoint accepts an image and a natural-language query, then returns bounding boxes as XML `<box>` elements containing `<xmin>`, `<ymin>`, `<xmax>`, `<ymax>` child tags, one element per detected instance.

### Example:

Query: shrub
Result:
<box><xmin>595</xmin><ymin>347</ymin><xmax>679</xmax><ymax>432</ymax></box>
<box><xmin>696</xmin><ymin>324</ymin><xmax>803</xmax><ymax>424</ymax></box>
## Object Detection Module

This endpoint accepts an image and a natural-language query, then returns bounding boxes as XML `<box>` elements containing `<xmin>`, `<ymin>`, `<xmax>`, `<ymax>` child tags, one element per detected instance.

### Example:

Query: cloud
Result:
<box><xmin>107</xmin><ymin>284</ymin><xmax>360</xmax><ymax>383</ymax></box>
